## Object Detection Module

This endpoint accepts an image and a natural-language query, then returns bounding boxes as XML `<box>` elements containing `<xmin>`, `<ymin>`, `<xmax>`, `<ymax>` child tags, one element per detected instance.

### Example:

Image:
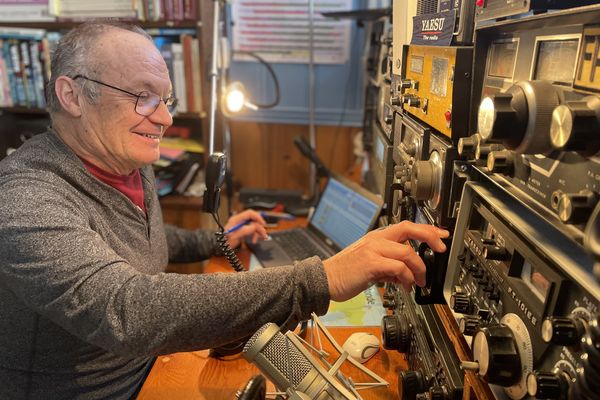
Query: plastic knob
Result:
<box><xmin>541</xmin><ymin>316</ymin><xmax>586</xmax><ymax>346</ymax></box>
<box><xmin>487</xmin><ymin>150</ymin><xmax>514</xmax><ymax>174</ymax></box>
<box><xmin>526</xmin><ymin>371</ymin><xmax>570</xmax><ymax>399</ymax></box>
<box><xmin>550</xmin><ymin>98</ymin><xmax>600</xmax><ymax>154</ymax></box>
<box><xmin>391</xmin><ymin>96</ymin><xmax>403</xmax><ymax>106</ymax></box>
<box><xmin>457</xmin><ymin>134</ymin><xmax>480</xmax><ymax>158</ymax></box>
<box><xmin>399</xmin><ymin>370</ymin><xmax>427</xmax><ymax>400</ymax></box>
<box><xmin>478</xmin><ymin>91</ymin><xmax>527</xmax><ymax>145</ymax></box>
<box><xmin>476</xmin><ymin>143</ymin><xmax>504</xmax><ymax>161</ymax></box>
<box><xmin>412</xmin><ymin>160</ymin><xmax>435</xmax><ymax>201</ymax></box>
<box><xmin>483</xmin><ymin>244</ymin><xmax>509</xmax><ymax>261</ymax></box>
<box><xmin>381</xmin><ymin>314</ymin><xmax>412</xmax><ymax>352</ymax></box>
<box><xmin>459</xmin><ymin>315</ymin><xmax>482</xmax><ymax>336</ymax></box>
<box><xmin>407</xmin><ymin>96</ymin><xmax>421</xmax><ymax>108</ymax></box>
<box><xmin>398</xmin><ymin>79</ymin><xmax>413</xmax><ymax>91</ymax></box>
<box><xmin>556</xmin><ymin>190</ymin><xmax>597</xmax><ymax>225</ymax></box>
<box><xmin>450</xmin><ymin>292</ymin><xmax>472</xmax><ymax>314</ymax></box>
<box><xmin>472</xmin><ymin>324</ymin><xmax>522</xmax><ymax>386</ymax></box>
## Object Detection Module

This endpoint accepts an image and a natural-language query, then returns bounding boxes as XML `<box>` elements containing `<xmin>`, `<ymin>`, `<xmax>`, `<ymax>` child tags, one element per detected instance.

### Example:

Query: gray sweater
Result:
<box><xmin>0</xmin><ymin>130</ymin><xmax>330</xmax><ymax>399</ymax></box>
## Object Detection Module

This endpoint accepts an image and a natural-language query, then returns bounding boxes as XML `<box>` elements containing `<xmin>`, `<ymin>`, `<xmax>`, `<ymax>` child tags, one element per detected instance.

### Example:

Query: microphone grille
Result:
<box><xmin>244</xmin><ymin>323</ymin><xmax>313</xmax><ymax>386</ymax></box>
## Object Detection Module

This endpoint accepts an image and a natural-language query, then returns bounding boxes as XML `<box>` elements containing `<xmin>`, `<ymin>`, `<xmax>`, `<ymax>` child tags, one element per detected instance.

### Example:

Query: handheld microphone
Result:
<box><xmin>203</xmin><ymin>152</ymin><xmax>227</xmax><ymax>214</ymax></box>
<box><xmin>293</xmin><ymin>136</ymin><xmax>330</xmax><ymax>178</ymax></box>
<box><xmin>242</xmin><ymin>322</ymin><xmax>358</xmax><ymax>399</ymax></box>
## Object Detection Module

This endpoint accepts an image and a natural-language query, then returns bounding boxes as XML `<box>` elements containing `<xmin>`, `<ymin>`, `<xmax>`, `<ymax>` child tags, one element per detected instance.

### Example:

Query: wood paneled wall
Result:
<box><xmin>228</xmin><ymin>121</ymin><xmax>361</xmax><ymax>192</ymax></box>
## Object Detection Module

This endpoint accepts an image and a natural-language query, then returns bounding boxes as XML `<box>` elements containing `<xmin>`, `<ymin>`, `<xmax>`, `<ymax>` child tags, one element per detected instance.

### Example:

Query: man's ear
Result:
<box><xmin>54</xmin><ymin>76</ymin><xmax>83</xmax><ymax>117</ymax></box>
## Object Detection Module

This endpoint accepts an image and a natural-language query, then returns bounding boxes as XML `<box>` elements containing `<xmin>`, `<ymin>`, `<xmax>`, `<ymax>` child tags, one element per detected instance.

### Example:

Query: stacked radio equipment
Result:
<box><xmin>444</xmin><ymin>4</ymin><xmax>600</xmax><ymax>399</ymax></box>
<box><xmin>378</xmin><ymin>1</ymin><xmax>479</xmax><ymax>399</ymax></box>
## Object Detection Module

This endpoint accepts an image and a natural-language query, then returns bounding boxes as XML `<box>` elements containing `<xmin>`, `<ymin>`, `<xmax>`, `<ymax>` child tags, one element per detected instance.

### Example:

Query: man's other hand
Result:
<box><xmin>224</xmin><ymin>209</ymin><xmax>268</xmax><ymax>248</ymax></box>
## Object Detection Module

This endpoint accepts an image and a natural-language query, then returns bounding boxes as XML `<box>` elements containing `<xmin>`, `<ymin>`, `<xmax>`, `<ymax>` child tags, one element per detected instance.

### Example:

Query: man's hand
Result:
<box><xmin>224</xmin><ymin>209</ymin><xmax>268</xmax><ymax>248</ymax></box>
<box><xmin>323</xmin><ymin>221</ymin><xmax>450</xmax><ymax>302</ymax></box>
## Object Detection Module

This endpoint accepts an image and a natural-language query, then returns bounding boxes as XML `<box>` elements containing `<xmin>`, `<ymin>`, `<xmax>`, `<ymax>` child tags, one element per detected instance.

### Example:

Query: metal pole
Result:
<box><xmin>208</xmin><ymin>0</ymin><xmax>221</xmax><ymax>155</ymax></box>
<box><xmin>308</xmin><ymin>0</ymin><xmax>317</xmax><ymax>199</ymax></box>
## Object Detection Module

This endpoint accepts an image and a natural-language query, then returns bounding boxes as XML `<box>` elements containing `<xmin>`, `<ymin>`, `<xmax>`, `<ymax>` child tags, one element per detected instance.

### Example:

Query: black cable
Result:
<box><xmin>211</xmin><ymin>213</ymin><xmax>244</xmax><ymax>272</ymax></box>
<box><xmin>232</xmin><ymin>50</ymin><xmax>280</xmax><ymax>109</ymax></box>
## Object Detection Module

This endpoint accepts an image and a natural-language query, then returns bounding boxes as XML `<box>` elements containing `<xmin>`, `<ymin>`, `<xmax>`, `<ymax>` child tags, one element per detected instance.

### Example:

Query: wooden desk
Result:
<box><xmin>137</xmin><ymin>219</ymin><xmax>407</xmax><ymax>400</ymax></box>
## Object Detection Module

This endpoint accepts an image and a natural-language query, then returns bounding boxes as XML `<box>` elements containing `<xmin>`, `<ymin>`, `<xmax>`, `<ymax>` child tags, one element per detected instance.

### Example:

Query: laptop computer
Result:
<box><xmin>247</xmin><ymin>175</ymin><xmax>383</xmax><ymax>268</ymax></box>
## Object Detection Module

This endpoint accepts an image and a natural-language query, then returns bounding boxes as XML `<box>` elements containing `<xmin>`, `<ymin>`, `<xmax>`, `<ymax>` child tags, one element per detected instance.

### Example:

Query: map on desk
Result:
<box><xmin>249</xmin><ymin>255</ymin><xmax>385</xmax><ymax>327</ymax></box>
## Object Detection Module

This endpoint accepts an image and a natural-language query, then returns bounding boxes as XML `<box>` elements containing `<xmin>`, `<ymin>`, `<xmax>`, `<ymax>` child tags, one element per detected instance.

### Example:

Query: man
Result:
<box><xmin>0</xmin><ymin>21</ymin><xmax>448</xmax><ymax>399</ymax></box>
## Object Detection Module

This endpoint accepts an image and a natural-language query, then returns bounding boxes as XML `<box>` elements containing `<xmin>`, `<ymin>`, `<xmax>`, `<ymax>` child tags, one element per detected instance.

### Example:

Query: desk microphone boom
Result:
<box><xmin>243</xmin><ymin>322</ymin><xmax>359</xmax><ymax>400</ymax></box>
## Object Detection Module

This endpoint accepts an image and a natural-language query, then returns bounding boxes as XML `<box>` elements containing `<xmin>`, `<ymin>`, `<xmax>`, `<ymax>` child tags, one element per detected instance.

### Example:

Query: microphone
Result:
<box><xmin>293</xmin><ymin>136</ymin><xmax>330</xmax><ymax>178</ymax></box>
<box><xmin>242</xmin><ymin>322</ymin><xmax>357</xmax><ymax>399</ymax></box>
<box><xmin>202</xmin><ymin>152</ymin><xmax>227</xmax><ymax>214</ymax></box>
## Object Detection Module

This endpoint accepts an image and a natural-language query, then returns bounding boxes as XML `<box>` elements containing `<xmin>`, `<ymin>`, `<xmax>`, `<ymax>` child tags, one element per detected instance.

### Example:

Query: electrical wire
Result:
<box><xmin>233</xmin><ymin>50</ymin><xmax>281</xmax><ymax>109</ymax></box>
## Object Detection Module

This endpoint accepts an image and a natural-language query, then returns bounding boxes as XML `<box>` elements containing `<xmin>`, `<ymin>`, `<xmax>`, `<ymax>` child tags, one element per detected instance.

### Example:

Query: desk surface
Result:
<box><xmin>137</xmin><ymin>218</ymin><xmax>407</xmax><ymax>400</ymax></box>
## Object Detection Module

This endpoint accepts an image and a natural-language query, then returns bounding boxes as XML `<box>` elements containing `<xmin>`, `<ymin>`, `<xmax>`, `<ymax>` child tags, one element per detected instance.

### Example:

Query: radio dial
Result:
<box><xmin>541</xmin><ymin>316</ymin><xmax>586</xmax><ymax>346</ymax></box>
<box><xmin>399</xmin><ymin>370</ymin><xmax>426</xmax><ymax>400</ymax></box>
<box><xmin>556</xmin><ymin>190</ymin><xmax>597</xmax><ymax>225</ymax></box>
<box><xmin>526</xmin><ymin>371</ymin><xmax>570</xmax><ymax>399</ymax></box>
<box><xmin>487</xmin><ymin>150</ymin><xmax>514</xmax><ymax>174</ymax></box>
<box><xmin>472</xmin><ymin>314</ymin><xmax>533</xmax><ymax>398</ymax></box>
<box><xmin>412</xmin><ymin>151</ymin><xmax>443</xmax><ymax>209</ymax></box>
<box><xmin>550</xmin><ymin>97</ymin><xmax>600</xmax><ymax>154</ymax></box>
<box><xmin>381</xmin><ymin>314</ymin><xmax>412</xmax><ymax>353</ymax></box>
<box><xmin>450</xmin><ymin>292</ymin><xmax>472</xmax><ymax>314</ymax></box>
<box><xmin>479</xmin><ymin>81</ymin><xmax>560</xmax><ymax>154</ymax></box>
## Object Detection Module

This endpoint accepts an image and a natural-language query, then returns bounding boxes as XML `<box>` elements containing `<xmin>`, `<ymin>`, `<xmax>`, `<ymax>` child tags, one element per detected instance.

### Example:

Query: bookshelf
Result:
<box><xmin>0</xmin><ymin>1</ymin><xmax>219</xmax><ymax>236</ymax></box>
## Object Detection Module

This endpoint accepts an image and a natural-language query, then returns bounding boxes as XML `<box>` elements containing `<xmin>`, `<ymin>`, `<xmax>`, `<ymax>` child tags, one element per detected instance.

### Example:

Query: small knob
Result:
<box><xmin>555</xmin><ymin>190</ymin><xmax>597</xmax><ymax>225</ymax></box>
<box><xmin>404</xmin><ymin>142</ymin><xmax>417</xmax><ymax>157</ymax></box>
<box><xmin>478</xmin><ymin>91</ymin><xmax>527</xmax><ymax>145</ymax></box>
<box><xmin>472</xmin><ymin>324</ymin><xmax>522</xmax><ymax>386</ymax></box>
<box><xmin>526</xmin><ymin>371</ymin><xmax>570</xmax><ymax>399</ymax></box>
<box><xmin>550</xmin><ymin>99</ymin><xmax>600</xmax><ymax>154</ymax></box>
<box><xmin>457</xmin><ymin>134</ymin><xmax>481</xmax><ymax>158</ymax></box>
<box><xmin>476</xmin><ymin>143</ymin><xmax>504</xmax><ymax>161</ymax></box>
<box><xmin>399</xmin><ymin>370</ymin><xmax>427</xmax><ymax>400</ymax></box>
<box><xmin>398</xmin><ymin>79</ymin><xmax>413</xmax><ymax>91</ymax></box>
<box><xmin>483</xmin><ymin>244</ymin><xmax>509</xmax><ymax>261</ymax></box>
<box><xmin>381</xmin><ymin>314</ymin><xmax>412</xmax><ymax>352</ymax></box>
<box><xmin>407</xmin><ymin>96</ymin><xmax>421</xmax><ymax>108</ymax></box>
<box><xmin>384</xmin><ymin>113</ymin><xmax>393</xmax><ymax>125</ymax></box>
<box><xmin>459</xmin><ymin>315</ymin><xmax>482</xmax><ymax>336</ymax></box>
<box><xmin>391</xmin><ymin>96</ymin><xmax>403</xmax><ymax>106</ymax></box>
<box><xmin>541</xmin><ymin>316</ymin><xmax>586</xmax><ymax>346</ymax></box>
<box><xmin>487</xmin><ymin>150</ymin><xmax>514</xmax><ymax>174</ymax></box>
<box><xmin>450</xmin><ymin>292</ymin><xmax>472</xmax><ymax>314</ymax></box>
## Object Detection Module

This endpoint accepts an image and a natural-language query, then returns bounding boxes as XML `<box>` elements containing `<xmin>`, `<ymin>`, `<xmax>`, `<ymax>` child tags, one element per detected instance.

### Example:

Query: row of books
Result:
<box><xmin>0</xmin><ymin>27</ymin><xmax>203</xmax><ymax>115</ymax></box>
<box><xmin>0</xmin><ymin>0</ymin><xmax>199</xmax><ymax>22</ymax></box>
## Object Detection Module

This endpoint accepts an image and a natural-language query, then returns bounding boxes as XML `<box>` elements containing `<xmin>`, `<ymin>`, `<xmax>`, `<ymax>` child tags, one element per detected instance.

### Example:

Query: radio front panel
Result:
<box><xmin>465</xmin><ymin>5</ymin><xmax>600</xmax><ymax>244</ymax></box>
<box><xmin>400</xmin><ymin>44</ymin><xmax>472</xmax><ymax>142</ymax></box>
<box><xmin>444</xmin><ymin>177</ymin><xmax>600</xmax><ymax>400</ymax></box>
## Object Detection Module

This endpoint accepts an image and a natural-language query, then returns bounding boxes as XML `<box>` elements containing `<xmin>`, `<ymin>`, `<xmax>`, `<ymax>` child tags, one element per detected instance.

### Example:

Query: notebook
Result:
<box><xmin>247</xmin><ymin>175</ymin><xmax>383</xmax><ymax>268</ymax></box>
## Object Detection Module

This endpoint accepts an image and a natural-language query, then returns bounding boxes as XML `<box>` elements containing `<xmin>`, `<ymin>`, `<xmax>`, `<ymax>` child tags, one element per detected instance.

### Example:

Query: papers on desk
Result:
<box><xmin>249</xmin><ymin>255</ymin><xmax>385</xmax><ymax>327</ymax></box>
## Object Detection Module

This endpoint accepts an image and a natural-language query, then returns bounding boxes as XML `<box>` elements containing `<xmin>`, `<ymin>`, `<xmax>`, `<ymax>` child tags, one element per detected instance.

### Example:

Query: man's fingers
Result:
<box><xmin>379</xmin><ymin>221</ymin><xmax>449</xmax><ymax>252</ymax></box>
<box><xmin>371</xmin><ymin>258</ymin><xmax>417</xmax><ymax>288</ymax></box>
<box><xmin>377</xmin><ymin>240</ymin><xmax>426</xmax><ymax>286</ymax></box>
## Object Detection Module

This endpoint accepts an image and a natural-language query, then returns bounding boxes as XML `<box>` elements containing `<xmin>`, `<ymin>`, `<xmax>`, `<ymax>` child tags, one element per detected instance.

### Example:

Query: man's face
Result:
<box><xmin>79</xmin><ymin>29</ymin><xmax>173</xmax><ymax>175</ymax></box>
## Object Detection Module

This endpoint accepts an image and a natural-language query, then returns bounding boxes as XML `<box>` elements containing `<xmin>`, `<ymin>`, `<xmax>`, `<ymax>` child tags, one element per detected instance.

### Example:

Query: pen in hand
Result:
<box><xmin>224</xmin><ymin>211</ymin><xmax>295</xmax><ymax>235</ymax></box>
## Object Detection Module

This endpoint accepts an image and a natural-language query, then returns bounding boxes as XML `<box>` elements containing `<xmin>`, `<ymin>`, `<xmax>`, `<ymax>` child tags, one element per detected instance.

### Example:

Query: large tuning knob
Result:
<box><xmin>478</xmin><ymin>81</ymin><xmax>561</xmax><ymax>154</ymax></box>
<box><xmin>381</xmin><ymin>314</ymin><xmax>412</xmax><ymax>353</ymax></box>
<box><xmin>550</xmin><ymin>97</ymin><xmax>600</xmax><ymax>155</ymax></box>
<box><xmin>471</xmin><ymin>324</ymin><xmax>522</xmax><ymax>386</ymax></box>
<box><xmin>412</xmin><ymin>151</ymin><xmax>442</xmax><ymax>208</ymax></box>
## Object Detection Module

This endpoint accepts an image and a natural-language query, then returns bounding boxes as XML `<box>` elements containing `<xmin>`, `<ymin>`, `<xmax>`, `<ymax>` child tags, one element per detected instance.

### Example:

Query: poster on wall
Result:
<box><xmin>231</xmin><ymin>0</ymin><xmax>352</xmax><ymax>64</ymax></box>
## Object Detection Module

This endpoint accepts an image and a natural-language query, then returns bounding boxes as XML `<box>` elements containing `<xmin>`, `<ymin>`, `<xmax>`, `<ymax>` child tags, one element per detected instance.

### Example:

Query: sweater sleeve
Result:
<box><xmin>0</xmin><ymin>178</ymin><xmax>330</xmax><ymax>357</ymax></box>
<box><xmin>163</xmin><ymin>224</ymin><xmax>220</xmax><ymax>262</ymax></box>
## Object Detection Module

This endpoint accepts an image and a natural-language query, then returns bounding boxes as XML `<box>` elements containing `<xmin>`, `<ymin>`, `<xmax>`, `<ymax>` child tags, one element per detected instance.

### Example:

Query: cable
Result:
<box><xmin>212</xmin><ymin>213</ymin><xmax>244</xmax><ymax>272</ymax></box>
<box><xmin>232</xmin><ymin>50</ymin><xmax>280</xmax><ymax>109</ymax></box>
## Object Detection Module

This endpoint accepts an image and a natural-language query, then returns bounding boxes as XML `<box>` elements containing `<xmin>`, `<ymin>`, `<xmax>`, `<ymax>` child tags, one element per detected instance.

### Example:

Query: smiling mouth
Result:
<box><xmin>134</xmin><ymin>132</ymin><xmax>161</xmax><ymax>140</ymax></box>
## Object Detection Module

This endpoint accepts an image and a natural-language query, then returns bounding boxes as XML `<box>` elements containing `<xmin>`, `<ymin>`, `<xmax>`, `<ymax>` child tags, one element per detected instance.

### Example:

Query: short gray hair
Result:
<box><xmin>46</xmin><ymin>20</ymin><xmax>153</xmax><ymax>115</ymax></box>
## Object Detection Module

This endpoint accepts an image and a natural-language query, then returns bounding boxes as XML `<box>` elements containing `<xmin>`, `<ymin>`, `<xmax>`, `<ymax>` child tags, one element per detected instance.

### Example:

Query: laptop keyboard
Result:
<box><xmin>271</xmin><ymin>230</ymin><xmax>330</xmax><ymax>261</ymax></box>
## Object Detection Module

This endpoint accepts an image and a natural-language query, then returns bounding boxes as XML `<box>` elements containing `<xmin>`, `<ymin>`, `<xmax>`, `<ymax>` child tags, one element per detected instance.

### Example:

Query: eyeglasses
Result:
<box><xmin>72</xmin><ymin>75</ymin><xmax>178</xmax><ymax>116</ymax></box>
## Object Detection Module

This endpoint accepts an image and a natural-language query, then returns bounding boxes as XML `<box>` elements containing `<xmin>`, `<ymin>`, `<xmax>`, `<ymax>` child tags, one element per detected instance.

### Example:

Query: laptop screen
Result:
<box><xmin>310</xmin><ymin>177</ymin><xmax>381</xmax><ymax>249</ymax></box>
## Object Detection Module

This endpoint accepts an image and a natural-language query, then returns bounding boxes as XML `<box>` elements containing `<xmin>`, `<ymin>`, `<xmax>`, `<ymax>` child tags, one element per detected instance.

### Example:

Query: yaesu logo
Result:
<box><xmin>421</xmin><ymin>17</ymin><xmax>446</xmax><ymax>34</ymax></box>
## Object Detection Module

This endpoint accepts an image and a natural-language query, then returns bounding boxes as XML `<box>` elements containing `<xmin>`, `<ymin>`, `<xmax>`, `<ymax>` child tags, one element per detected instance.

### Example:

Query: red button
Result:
<box><xmin>476</xmin><ymin>0</ymin><xmax>485</xmax><ymax>6</ymax></box>
<box><xmin>444</xmin><ymin>110</ymin><xmax>452</xmax><ymax>122</ymax></box>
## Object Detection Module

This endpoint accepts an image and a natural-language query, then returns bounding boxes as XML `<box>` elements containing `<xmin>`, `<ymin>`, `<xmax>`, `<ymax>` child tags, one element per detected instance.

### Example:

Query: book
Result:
<box><xmin>170</xmin><ymin>42</ymin><xmax>187</xmax><ymax>113</ymax></box>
